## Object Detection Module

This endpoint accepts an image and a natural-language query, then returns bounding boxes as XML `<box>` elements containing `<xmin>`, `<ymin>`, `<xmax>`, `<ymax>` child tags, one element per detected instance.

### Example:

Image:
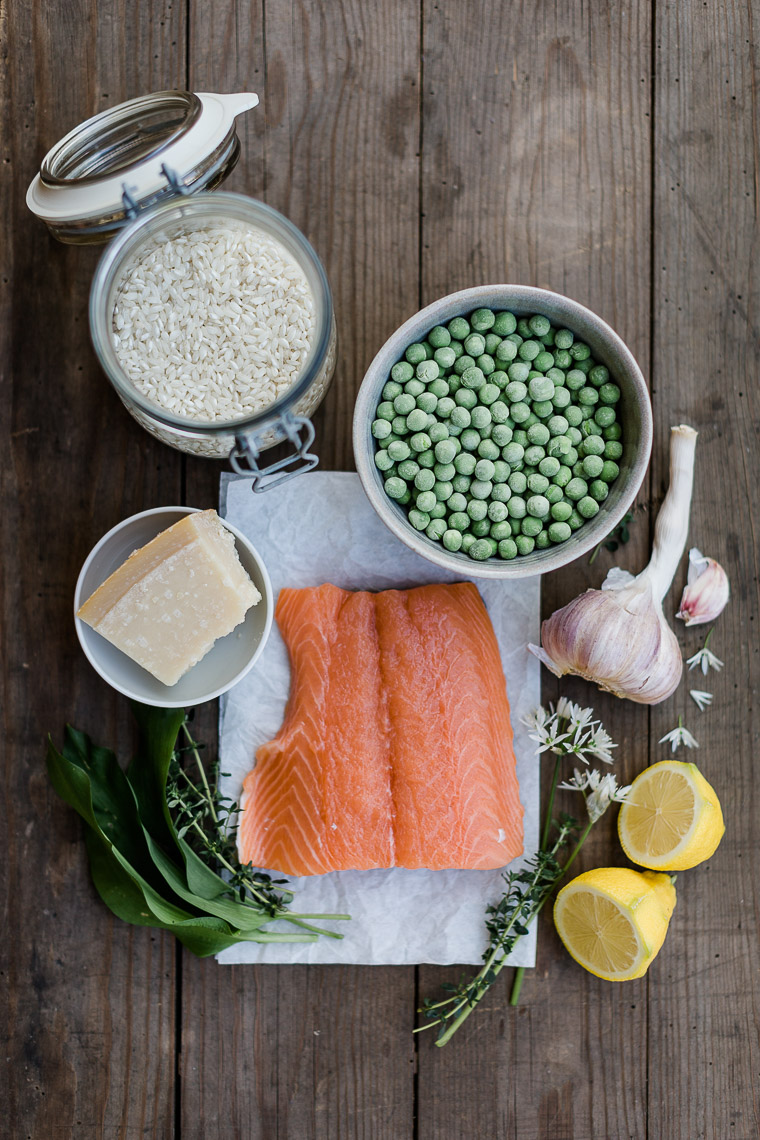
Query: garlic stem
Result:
<box><xmin>637</xmin><ymin>425</ymin><xmax>698</xmax><ymax>601</ymax></box>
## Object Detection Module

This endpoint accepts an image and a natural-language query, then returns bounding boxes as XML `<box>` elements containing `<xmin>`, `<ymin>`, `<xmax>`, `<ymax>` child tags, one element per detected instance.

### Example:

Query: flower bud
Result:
<box><xmin>676</xmin><ymin>548</ymin><xmax>730</xmax><ymax>626</ymax></box>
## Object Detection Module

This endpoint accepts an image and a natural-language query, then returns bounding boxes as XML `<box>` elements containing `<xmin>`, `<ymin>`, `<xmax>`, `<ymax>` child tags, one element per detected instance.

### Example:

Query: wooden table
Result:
<box><xmin>3</xmin><ymin>2</ymin><xmax>758</xmax><ymax>1137</ymax></box>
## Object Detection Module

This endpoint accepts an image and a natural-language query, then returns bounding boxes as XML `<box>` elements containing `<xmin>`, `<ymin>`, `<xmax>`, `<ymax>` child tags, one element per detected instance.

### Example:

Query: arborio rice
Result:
<box><xmin>112</xmin><ymin>222</ymin><xmax>316</xmax><ymax>422</ymax></box>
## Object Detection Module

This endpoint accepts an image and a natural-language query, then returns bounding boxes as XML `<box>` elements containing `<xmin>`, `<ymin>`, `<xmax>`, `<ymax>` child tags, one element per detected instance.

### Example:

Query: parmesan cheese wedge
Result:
<box><xmin>77</xmin><ymin>510</ymin><xmax>261</xmax><ymax>686</ymax></box>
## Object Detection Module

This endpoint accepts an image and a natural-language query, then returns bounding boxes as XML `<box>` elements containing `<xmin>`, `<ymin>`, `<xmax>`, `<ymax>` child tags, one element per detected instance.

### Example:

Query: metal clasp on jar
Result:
<box><xmin>230</xmin><ymin>413</ymin><xmax>319</xmax><ymax>492</ymax></box>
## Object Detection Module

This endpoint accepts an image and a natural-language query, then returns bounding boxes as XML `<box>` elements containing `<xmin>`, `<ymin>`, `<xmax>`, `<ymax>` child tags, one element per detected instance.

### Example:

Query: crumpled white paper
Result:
<box><xmin>216</xmin><ymin>471</ymin><xmax>540</xmax><ymax>966</ymax></box>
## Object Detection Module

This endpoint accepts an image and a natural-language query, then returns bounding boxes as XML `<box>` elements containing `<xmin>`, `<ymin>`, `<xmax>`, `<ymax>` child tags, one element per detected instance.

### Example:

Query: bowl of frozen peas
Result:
<box><xmin>353</xmin><ymin>285</ymin><xmax>652</xmax><ymax>578</ymax></box>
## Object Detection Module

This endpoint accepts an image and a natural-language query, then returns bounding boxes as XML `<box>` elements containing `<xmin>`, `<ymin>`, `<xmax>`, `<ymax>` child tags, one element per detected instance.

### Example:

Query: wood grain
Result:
<box><xmin>648</xmin><ymin>3</ymin><xmax>760</xmax><ymax>1137</ymax></box>
<box><xmin>416</xmin><ymin>3</ymin><xmax>652</xmax><ymax>1137</ymax></box>
<box><xmin>180</xmin><ymin>2</ymin><xmax>420</xmax><ymax>1136</ymax></box>
<box><xmin>0</xmin><ymin>0</ymin><xmax>185</xmax><ymax>1135</ymax></box>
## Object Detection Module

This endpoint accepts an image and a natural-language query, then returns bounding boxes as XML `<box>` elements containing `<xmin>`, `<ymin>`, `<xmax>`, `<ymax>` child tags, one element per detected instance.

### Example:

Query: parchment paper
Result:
<box><xmin>216</xmin><ymin>471</ymin><xmax>540</xmax><ymax>966</ymax></box>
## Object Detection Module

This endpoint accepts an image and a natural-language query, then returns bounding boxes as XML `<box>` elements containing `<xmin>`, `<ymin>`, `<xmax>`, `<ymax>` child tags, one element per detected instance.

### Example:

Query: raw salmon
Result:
<box><xmin>238</xmin><ymin>582</ymin><xmax>523</xmax><ymax>875</ymax></box>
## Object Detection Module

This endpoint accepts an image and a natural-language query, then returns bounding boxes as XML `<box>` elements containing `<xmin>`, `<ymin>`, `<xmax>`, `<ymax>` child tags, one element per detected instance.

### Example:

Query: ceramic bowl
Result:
<box><xmin>74</xmin><ymin>505</ymin><xmax>273</xmax><ymax>707</ymax></box>
<box><xmin>353</xmin><ymin>285</ymin><xmax>652</xmax><ymax>578</ymax></box>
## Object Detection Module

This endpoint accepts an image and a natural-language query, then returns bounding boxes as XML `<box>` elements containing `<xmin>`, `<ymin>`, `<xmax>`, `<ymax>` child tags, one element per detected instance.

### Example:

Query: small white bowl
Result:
<box><xmin>74</xmin><ymin>506</ymin><xmax>273</xmax><ymax>708</ymax></box>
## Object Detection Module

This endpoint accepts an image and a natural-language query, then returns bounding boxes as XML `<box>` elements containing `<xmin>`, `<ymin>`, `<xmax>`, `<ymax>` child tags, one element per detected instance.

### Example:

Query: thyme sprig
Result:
<box><xmin>417</xmin><ymin>700</ymin><xmax>630</xmax><ymax>1046</ymax></box>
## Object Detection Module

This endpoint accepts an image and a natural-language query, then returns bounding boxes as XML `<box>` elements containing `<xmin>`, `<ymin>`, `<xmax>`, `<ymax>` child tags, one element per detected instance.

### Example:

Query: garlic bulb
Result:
<box><xmin>529</xmin><ymin>425</ymin><xmax>698</xmax><ymax>705</ymax></box>
<box><xmin>675</xmin><ymin>548</ymin><xmax>730</xmax><ymax>625</ymax></box>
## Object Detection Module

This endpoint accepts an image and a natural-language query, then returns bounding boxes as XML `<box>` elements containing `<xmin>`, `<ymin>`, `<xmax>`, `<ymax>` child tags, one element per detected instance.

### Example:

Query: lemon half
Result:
<box><xmin>554</xmin><ymin>867</ymin><xmax>676</xmax><ymax>981</ymax></box>
<box><xmin>618</xmin><ymin>760</ymin><xmax>725</xmax><ymax>871</ymax></box>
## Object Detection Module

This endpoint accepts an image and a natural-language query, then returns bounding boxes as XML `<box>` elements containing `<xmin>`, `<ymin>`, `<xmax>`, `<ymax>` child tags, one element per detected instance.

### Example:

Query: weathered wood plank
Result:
<box><xmin>416</xmin><ymin>3</ymin><xmax>652</xmax><ymax>1137</ymax></box>
<box><xmin>180</xmin><ymin>1</ymin><xmax>420</xmax><ymax>1136</ymax></box>
<box><xmin>0</xmin><ymin>1</ymin><xmax>185</xmax><ymax>1135</ymax></box>
<box><xmin>648</xmin><ymin>4</ymin><xmax>760</xmax><ymax>1137</ymax></box>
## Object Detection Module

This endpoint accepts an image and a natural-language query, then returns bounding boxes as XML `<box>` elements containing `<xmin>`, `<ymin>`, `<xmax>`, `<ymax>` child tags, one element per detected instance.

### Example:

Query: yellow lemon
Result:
<box><xmin>617</xmin><ymin>760</ymin><xmax>725</xmax><ymax>871</ymax></box>
<box><xmin>553</xmin><ymin>867</ymin><xmax>676</xmax><ymax>981</ymax></box>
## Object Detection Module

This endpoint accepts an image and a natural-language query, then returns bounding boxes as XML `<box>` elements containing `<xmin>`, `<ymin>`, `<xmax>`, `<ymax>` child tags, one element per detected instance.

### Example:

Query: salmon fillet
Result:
<box><xmin>238</xmin><ymin>582</ymin><xmax>523</xmax><ymax>875</ymax></box>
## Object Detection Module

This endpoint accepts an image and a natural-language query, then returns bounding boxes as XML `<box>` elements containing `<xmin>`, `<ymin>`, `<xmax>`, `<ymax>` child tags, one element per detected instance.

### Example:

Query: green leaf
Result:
<box><xmin>127</xmin><ymin>703</ymin><xmax>186</xmax><ymax>843</ymax></box>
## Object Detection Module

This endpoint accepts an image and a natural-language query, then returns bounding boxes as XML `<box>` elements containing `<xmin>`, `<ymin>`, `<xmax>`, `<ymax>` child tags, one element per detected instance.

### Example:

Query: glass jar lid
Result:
<box><xmin>26</xmin><ymin>90</ymin><xmax>258</xmax><ymax>241</ymax></box>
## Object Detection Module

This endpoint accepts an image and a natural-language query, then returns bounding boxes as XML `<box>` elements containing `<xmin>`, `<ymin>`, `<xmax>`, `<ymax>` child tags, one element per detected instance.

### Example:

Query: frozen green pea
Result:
<box><xmin>417</xmin><ymin>449</ymin><xmax>436</xmax><ymax>468</ymax></box>
<box><xmin>388</xmin><ymin>368</ymin><xmax>411</xmax><ymax>389</ymax></box>
<box><xmin>491</xmin><ymin>370</ymin><xmax>509</xmax><ymax>389</ymax></box>
<box><xmin>385</xmin><ymin>432</ymin><xmax>402</xmax><ymax>445</ymax></box>
<box><xmin>565</xmin><ymin>405</ymin><xmax>583</xmax><ymax>427</ymax></box>
<box><xmin>565</xmin><ymin>446</ymin><xmax>579</xmax><ymax>466</ymax></box>
<box><xmin>503</xmin><ymin>442</ymin><xmax>524</xmax><ymax>467</ymax></box>
<box><xmin>461</xmin><ymin>366</ymin><xmax>486</xmax><ymax>390</ymax></box>
<box><xmin>448</xmin><ymin>316</ymin><xmax>470</xmax><ymax>340</ymax></box>
<box><xmin>495</xmin><ymin>339</ymin><xmax>518</xmax><ymax>363</ymax></box>
<box><xmin>425</xmin><ymin>518</ymin><xmax>447</xmax><ymax>542</ymax></box>
<box><xmin>571</xmin><ymin>462</ymin><xmax>585</xmax><ymax>479</ymax></box>
<box><xmin>492</xmin><ymin>459</ymin><xmax>510</xmax><ymax>483</ymax></box>
<box><xmin>565</xmin><ymin>476</ymin><xmax>588</xmax><ymax>501</ymax></box>
<box><xmin>512</xmin><ymin>428</ymin><xmax>528</xmax><ymax>447</ymax></box>
<box><xmin>570</xmin><ymin>341</ymin><xmax>591</xmax><ymax>361</ymax></box>
<box><xmin>578</xmin><ymin>386</ymin><xmax>599</xmax><ymax>406</ymax></box>
<box><xmin>454</xmin><ymin>452</ymin><xmax>477</xmax><ymax>475</ymax></box>
<box><xmin>589</xmin><ymin>364</ymin><xmax>610</xmax><ymax>386</ymax></box>
<box><xmin>566</xmin><ymin>369</ymin><xmax>586</xmax><ymax>391</ymax></box>
<box><xmin>469</xmin><ymin>538</ymin><xmax>495</xmax><ymax>561</ymax></box>
<box><xmin>471</xmin><ymin>405</ymin><xmax>492</xmax><ymax>431</ymax></box>
<box><xmin>546</xmin><ymin>416</ymin><xmax>568</xmax><ymax>438</ymax></box>
<box><xmin>580</xmin><ymin>405</ymin><xmax>595</xmax><ymax>422</ymax></box>
<box><xmin>398</xmin><ymin>489</ymin><xmax>412</xmax><ymax>505</ymax></box>
<box><xmin>528</xmin><ymin>376</ymin><xmax>554</xmax><ymax>401</ymax></box>
<box><xmin>385</xmin><ymin>476</ymin><xmax>407</xmax><ymax>500</ymax></box>
<box><xmin>508</xmin><ymin>470</ymin><xmax>527</xmax><ymax>494</ymax></box>
<box><xmin>448</xmin><ymin>511</ymin><xmax>470</xmax><ymax>532</ymax></box>
<box><xmin>470</xmin><ymin>479</ymin><xmax>492</xmax><ymax>500</ymax></box>
<box><xmin>455</xmin><ymin>387</ymin><xmax>477</xmax><ymax>410</ymax></box>
<box><xmin>544</xmin><ymin>484</ymin><xmax>563</xmax><ymax>505</ymax></box>
<box><xmin>527</xmin><ymin>494</ymin><xmax>550</xmax><ymax>518</ymax></box>
<box><xmin>471</xmin><ymin>307</ymin><xmax>496</xmax><ymax>332</ymax></box>
<box><xmin>428</xmin><ymin>324</ymin><xmax>452</xmax><ymax>348</ymax></box>
<box><xmin>477</xmin><ymin>354</ymin><xmax>496</xmax><ymax>376</ymax></box>
<box><xmin>491</xmin><ymin>424</ymin><xmax>513</xmax><ymax>447</ymax></box>
<box><xmin>479</xmin><ymin>383</ymin><xmax>500</xmax><ymax>406</ymax></box>
<box><xmin>471</xmin><ymin>518</ymin><xmax>491</xmax><ymax>537</ymax></box>
<box><xmin>601</xmin><ymin>460</ymin><xmax>620</xmax><ymax>482</ymax></box>
<box><xmin>372</xmin><ymin>419</ymin><xmax>392</xmax><ymax>440</ymax></box>
<box><xmin>547</xmin><ymin>436</ymin><xmax>571</xmax><ymax>459</ymax></box>
<box><xmin>448</xmin><ymin>376</ymin><xmax>462</xmax><ymax>395</ymax></box>
<box><xmin>452</xmin><ymin>475</ymin><xmax>471</xmax><ymax>494</ymax></box>
<box><xmin>524</xmin><ymin>445</ymin><xmax>546</xmax><ymax>467</ymax></box>
<box><xmin>434</xmin><ymin>481</ymin><xmax>454</xmax><ymax>502</ymax></box>
<box><xmin>406</xmin><ymin>408</ymin><xmax>428</xmax><ymax>433</ymax></box>
<box><xmin>604</xmin><ymin>441</ymin><xmax>623</xmax><ymax>460</ymax></box>
<box><xmin>507</xmin><ymin>361</ymin><xmax>531</xmax><ymax>384</ymax></box>
<box><xmin>599</xmin><ymin>382</ymin><xmax>621</xmax><ymax>405</ymax></box>
<box><xmin>377</xmin><ymin>400</ymin><xmax>396</xmax><ymax>421</ymax></box>
<box><xmin>398</xmin><ymin>459</ymin><xmax>420</xmax><ymax>481</ymax></box>
<box><xmin>405</xmin><ymin>343</ymin><xmax>427</xmax><ymax>365</ymax></box>
<box><xmin>532</xmin><ymin>400</ymin><xmax>554</xmax><ymax>419</ymax></box>
<box><xmin>409</xmin><ymin>432</ymin><xmax>432</xmax><ymax>453</ymax></box>
<box><xmin>521</xmin><ymin>516</ymin><xmax>544</xmax><ymax>538</ymax></box>
<box><xmin>461</xmin><ymin>533</ymin><xmax>476</xmax><ymax>554</ymax></box>
<box><xmin>415</xmin><ymin>360</ymin><xmax>439</xmax><ymax>384</ymax></box>
<box><xmin>510</xmin><ymin>401</ymin><xmax>531</xmax><ymax>424</ymax></box>
<box><xmin>387</xmin><ymin>440</ymin><xmax>411</xmax><ymax>462</ymax></box>
<box><xmin>464</xmin><ymin>333</ymin><xmax>485</xmax><ymax>358</ymax></box>
<box><xmin>450</xmin><ymin>340</ymin><xmax>464</xmax><ymax>359</ymax></box>
<box><xmin>505</xmin><ymin>380</ymin><xmax>528</xmax><ymax>403</ymax></box>
<box><xmin>434</xmin><ymin>439</ymin><xmax>457</xmax><ymax>465</ymax></box>
<box><xmin>527</xmin><ymin>423</ymin><xmax>550</xmax><ymax>446</ymax></box>
<box><xmin>434</xmin><ymin>462</ymin><xmax>456</xmax><ymax>481</ymax></box>
<box><xmin>582</xmin><ymin>454</ymin><xmax>604</xmax><ymax>479</ymax></box>
<box><xmin>436</xmin><ymin>396</ymin><xmax>456</xmax><ymax>419</ymax></box>
<box><xmin>427</xmin><ymin>423</ymin><xmax>449</xmax><ymax>445</ymax></box>
<box><xmin>486</xmin><ymin>499</ymin><xmax>508</xmax><ymax>523</ymax></box>
<box><xmin>518</xmin><ymin>339</ymin><xmax>541</xmax><ymax>362</ymax></box>
<box><xmin>446</xmin><ymin>492</ymin><xmax>467</xmax><ymax>514</ymax></box>
<box><xmin>491</xmin><ymin>483</ymin><xmax>512</xmax><ymax>504</ymax></box>
<box><xmin>566</xmin><ymin>426</ymin><xmax>582</xmax><ymax>446</ymax></box>
<box><xmin>551</xmin><ymin>500</ymin><xmax>572</xmax><ymax>522</ymax></box>
<box><xmin>391</xmin><ymin>409</ymin><xmax>412</xmax><ymax>430</ymax></box>
<box><xmin>548</xmin><ymin>521</ymin><xmax>572</xmax><ymax>543</ymax></box>
<box><xmin>515</xmin><ymin>534</ymin><xmax>534</xmax><ymax>555</ymax></box>
<box><xmin>492</xmin><ymin>311</ymin><xmax>517</xmax><ymax>336</ymax></box>
<box><xmin>375</xmin><ymin>449</ymin><xmax>394</xmax><ymax>472</ymax></box>
<box><xmin>408</xmin><ymin>509</ymin><xmax>430</xmax><ymax>531</ymax></box>
<box><xmin>577</xmin><ymin>496</ymin><xmax>599</xmax><ymax>519</ymax></box>
<box><xmin>539</xmin><ymin>456</ymin><xmax>561</xmax><ymax>478</ymax></box>
<box><xmin>416</xmin><ymin>392</ymin><xmax>439</xmax><ymax>416</ymax></box>
<box><xmin>551</xmin><ymin>387</ymin><xmax>571</xmax><ymax>410</ymax></box>
<box><xmin>429</xmin><ymin>378</ymin><xmax>450</xmax><ymax>400</ymax></box>
<box><xmin>459</xmin><ymin>428</ymin><xmax>480</xmax><ymax>451</ymax></box>
<box><xmin>490</xmin><ymin>400</ymin><xmax>510</xmax><ymax>424</ymax></box>
<box><xmin>580</xmin><ymin>434</ymin><xmax>605</xmax><ymax>457</ymax></box>
<box><xmin>477</xmin><ymin>438</ymin><xmax>500</xmax><ymax>460</ymax></box>
<box><xmin>527</xmin><ymin>314</ymin><xmax>550</xmax><ymax>337</ymax></box>
<box><xmin>454</xmin><ymin>354</ymin><xmax>476</xmax><ymax>376</ymax></box>
<box><xmin>405</xmin><ymin>379</ymin><xmax>426</xmax><ymax>398</ymax></box>
<box><xmin>594</xmin><ymin>405</ymin><xmax>616</xmax><ymax>428</ymax></box>
<box><xmin>507</xmin><ymin>495</ymin><xmax>527</xmax><ymax>519</ymax></box>
<box><xmin>604</xmin><ymin>423</ymin><xmax>622</xmax><ymax>441</ymax></box>
<box><xmin>589</xmin><ymin>479</ymin><xmax>609</xmax><ymax>502</ymax></box>
<box><xmin>533</xmin><ymin>351</ymin><xmax>555</xmax><ymax>373</ymax></box>
<box><xmin>553</xmin><ymin>464</ymin><xmax>572</xmax><ymax>488</ymax></box>
<box><xmin>474</xmin><ymin>458</ymin><xmax>495</xmax><ymax>481</ymax></box>
<box><xmin>568</xmin><ymin>509</ymin><xmax>584</xmax><ymax>531</ymax></box>
<box><xmin>443</xmin><ymin>528</ymin><xmax>463</xmax><ymax>552</ymax></box>
<box><xmin>393</xmin><ymin>394</ymin><xmax>415</xmax><ymax>416</ymax></box>
<box><xmin>466</xmin><ymin>499</ymin><xmax>488</xmax><ymax>522</ymax></box>
<box><xmin>491</xmin><ymin>521</ymin><xmax>512</xmax><ymax>541</ymax></box>
<box><xmin>554</xmin><ymin>328</ymin><xmax>574</xmax><ymax>349</ymax></box>
<box><xmin>416</xmin><ymin>490</ymin><xmax>437</xmax><ymax>513</ymax></box>
<box><xmin>554</xmin><ymin>348</ymin><xmax>572</xmax><ymax>370</ymax></box>
<box><xmin>527</xmin><ymin>473</ymin><xmax>549</xmax><ymax>494</ymax></box>
<box><xmin>498</xmin><ymin>538</ymin><xmax>518</xmax><ymax>560</ymax></box>
<box><xmin>535</xmin><ymin>530</ymin><xmax>551</xmax><ymax>549</ymax></box>
<box><xmin>484</xmin><ymin>333</ymin><xmax>501</xmax><ymax>355</ymax></box>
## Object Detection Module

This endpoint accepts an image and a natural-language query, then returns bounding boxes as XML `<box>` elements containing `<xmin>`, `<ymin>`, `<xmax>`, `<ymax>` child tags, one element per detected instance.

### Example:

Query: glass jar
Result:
<box><xmin>27</xmin><ymin>91</ymin><xmax>337</xmax><ymax>490</ymax></box>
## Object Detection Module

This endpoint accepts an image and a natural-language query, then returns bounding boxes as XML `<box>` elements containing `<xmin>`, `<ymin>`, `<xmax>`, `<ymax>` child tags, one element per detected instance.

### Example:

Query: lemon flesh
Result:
<box><xmin>618</xmin><ymin>761</ymin><xmax>724</xmax><ymax>871</ymax></box>
<box><xmin>554</xmin><ymin>867</ymin><xmax>676</xmax><ymax>981</ymax></box>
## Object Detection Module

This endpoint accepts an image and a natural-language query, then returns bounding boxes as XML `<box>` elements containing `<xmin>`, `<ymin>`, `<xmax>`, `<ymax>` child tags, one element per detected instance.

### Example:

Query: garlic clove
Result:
<box><xmin>675</xmin><ymin>547</ymin><xmax>730</xmax><ymax>626</ymax></box>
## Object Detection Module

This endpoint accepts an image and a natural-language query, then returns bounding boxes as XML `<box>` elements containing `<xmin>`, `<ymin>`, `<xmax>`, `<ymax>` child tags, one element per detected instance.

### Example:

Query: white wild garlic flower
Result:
<box><xmin>689</xmin><ymin>689</ymin><xmax>713</xmax><ymax>712</ymax></box>
<box><xmin>659</xmin><ymin>717</ymin><xmax>699</xmax><ymax>752</ymax></box>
